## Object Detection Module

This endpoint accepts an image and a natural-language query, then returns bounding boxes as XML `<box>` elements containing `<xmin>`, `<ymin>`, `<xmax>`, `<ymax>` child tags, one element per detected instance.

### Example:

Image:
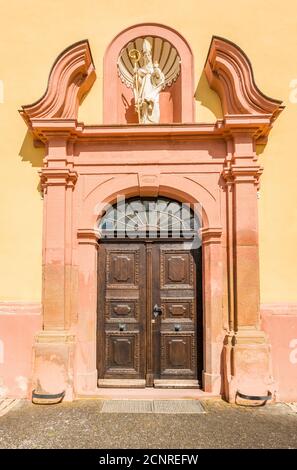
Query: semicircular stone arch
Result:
<box><xmin>81</xmin><ymin>173</ymin><xmax>220</xmax><ymax>231</ymax></box>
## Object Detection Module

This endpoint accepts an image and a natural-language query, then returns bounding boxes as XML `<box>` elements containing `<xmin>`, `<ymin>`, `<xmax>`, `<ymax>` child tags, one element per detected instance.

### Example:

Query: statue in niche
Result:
<box><xmin>129</xmin><ymin>39</ymin><xmax>165</xmax><ymax>124</ymax></box>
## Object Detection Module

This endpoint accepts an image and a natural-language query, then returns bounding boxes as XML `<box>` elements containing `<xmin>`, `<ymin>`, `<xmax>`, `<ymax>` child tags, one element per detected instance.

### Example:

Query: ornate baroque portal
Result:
<box><xmin>20</xmin><ymin>23</ymin><xmax>283</xmax><ymax>401</ymax></box>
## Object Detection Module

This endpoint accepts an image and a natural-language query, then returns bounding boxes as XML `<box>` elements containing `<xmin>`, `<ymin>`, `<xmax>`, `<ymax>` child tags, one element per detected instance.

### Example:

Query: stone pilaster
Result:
<box><xmin>32</xmin><ymin>137</ymin><xmax>78</xmax><ymax>400</ymax></box>
<box><xmin>201</xmin><ymin>227</ymin><xmax>223</xmax><ymax>394</ymax></box>
<box><xmin>222</xmin><ymin>133</ymin><xmax>274</xmax><ymax>402</ymax></box>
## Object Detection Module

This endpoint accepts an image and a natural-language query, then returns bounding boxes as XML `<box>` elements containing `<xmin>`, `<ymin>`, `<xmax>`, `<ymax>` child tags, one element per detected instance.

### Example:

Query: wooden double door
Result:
<box><xmin>97</xmin><ymin>240</ymin><xmax>202</xmax><ymax>387</ymax></box>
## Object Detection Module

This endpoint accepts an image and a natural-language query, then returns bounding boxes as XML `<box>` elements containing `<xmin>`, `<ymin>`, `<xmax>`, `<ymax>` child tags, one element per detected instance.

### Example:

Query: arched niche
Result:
<box><xmin>103</xmin><ymin>23</ymin><xmax>194</xmax><ymax>124</ymax></box>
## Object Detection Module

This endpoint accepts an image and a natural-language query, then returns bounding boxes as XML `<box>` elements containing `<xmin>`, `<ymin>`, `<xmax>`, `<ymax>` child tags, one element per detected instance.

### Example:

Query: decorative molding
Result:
<box><xmin>0</xmin><ymin>302</ymin><xmax>41</xmax><ymax>315</ymax></box>
<box><xmin>222</xmin><ymin>164</ymin><xmax>263</xmax><ymax>185</ymax></box>
<box><xmin>105</xmin><ymin>331</ymin><xmax>140</xmax><ymax>374</ymax></box>
<box><xmin>35</xmin><ymin>330</ymin><xmax>75</xmax><ymax>343</ymax></box>
<box><xmin>138</xmin><ymin>172</ymin><xmax>160</xmax><ymax>197</ymax></box>
<box><xmin>105</xmin><ymin>249</ymin><xmax>140</xmax><ymax>288</ymax></box>
<box><xmin>20</xmin><ymin>40</ymin><xmax>96</xmax><ymax>125</ymax></box>
<box><xmin>39</xmin><ymin>168</ymin><xmax>78</xmax><ymax>191</ymax></box>
<box><xmin>24</xmin><ymin>121</ymin><xmax>225</xmax><ymax>144</ymax></box>
<box><xmin>160</xmin><ymin>249</ymin><xmax>194</xmax><ymax>289</ymax></box>
<box><xmin>261</xmin><ymin>303</ymin><xmax>297</xmax><ymax>316</ymax></box>
<box><xmin>77</xmin><ymin>228</ymin><xmax>99</xmax><ymax>245</ymax></box>
<box><xmin>160</xmin><ymin>332</ymin><xmax>196</xmax><ymax>376</ymax></box>
<box><xmin>204</xmin><ymin>36</ymin><xmax>284</xmax><ymax>139</ymax></box>
<box><xmin>201</xmin><ymin>226</ymin><xmax>222</xmax><ymax>245</ymax></box>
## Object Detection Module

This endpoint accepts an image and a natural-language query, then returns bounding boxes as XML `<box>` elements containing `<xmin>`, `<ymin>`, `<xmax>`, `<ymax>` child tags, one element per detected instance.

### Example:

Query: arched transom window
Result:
<box><xmin>98</xmin><ymin>197</ymin><xmax>200</xmax><ymax>238</ymax></box>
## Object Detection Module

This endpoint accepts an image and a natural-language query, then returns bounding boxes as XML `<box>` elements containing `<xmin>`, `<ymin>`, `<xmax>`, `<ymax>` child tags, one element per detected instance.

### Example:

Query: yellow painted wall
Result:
<box><xmin>0</xmin><ymin>0</ymin><xmax>296</xmax><ymax>302</ymax></box>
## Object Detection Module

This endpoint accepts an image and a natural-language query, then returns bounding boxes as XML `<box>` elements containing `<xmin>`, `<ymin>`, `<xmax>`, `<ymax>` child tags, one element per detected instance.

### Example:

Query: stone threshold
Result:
<box><xmin>76</xmin><ymin>388</ymin><xmax>220</xmax><ymax>400</ymax></box>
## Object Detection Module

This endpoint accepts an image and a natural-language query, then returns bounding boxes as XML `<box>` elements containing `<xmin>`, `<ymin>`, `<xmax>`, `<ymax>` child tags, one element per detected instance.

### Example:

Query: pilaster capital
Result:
<box><xmin>77</xmin><ymin>228</ymin><xmax>99</xmax><ymax>246</ymax></box>
<box><xmin>222</xmin><ymin>166</ymin><xmax>233</xmax><ymax>185</ymax></box>
<box><xmin>230</xmin><ymin>164</ymin><xmax>263</xmax><ymax>185</ymax></box>
<box><xmin>201</xmin><ymin>226</ymin><xmax>223</xmax><ymax>245</ymax></box>
<box><xmin>39</xmin><ymin>168</ymin><xmax>78</xmax><ymax>191</ymax></box>
<box><xmin>222</xmin><ymin>164</ymin><xmax>263</xmax><ymax>186</ymax></box>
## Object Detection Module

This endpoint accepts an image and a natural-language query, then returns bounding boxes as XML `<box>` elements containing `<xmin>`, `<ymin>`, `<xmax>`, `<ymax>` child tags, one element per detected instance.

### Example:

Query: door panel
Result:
<box><xmin>98</xmin><ymin>240</ymin><xmax>201</xmax><ymax>386</ymax></box>
<box><xmin>106</xmin><ymin>333</ymin><xmax>138</xmax><ymax>371</ymax></box>
<box><xmin>161</xmin><ymin>300</ymin><xmax>194</xmax><ymax>320</ymax></box>
<box><xmin>97</xmin><ymin>243</ymin><xmax>146</xmax><ymax>381</ymax></box>
<box><xmin>161</xmin><ymin>333</ymin><xmax>196</xmax><ymax>373</ymax></box>
<box><xmin>154</xmin><ymin>243</ymin><xmax>198</xmax><ymax>381</ymax></box>
<box><xmin>161</xmin><ymin>251</ymin><xmax>193</xmax><ymax>287</ymax></box>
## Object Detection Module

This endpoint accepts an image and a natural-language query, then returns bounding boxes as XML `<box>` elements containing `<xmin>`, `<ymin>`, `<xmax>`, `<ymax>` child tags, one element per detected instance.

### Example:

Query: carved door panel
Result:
<box><xmin>98</xmin><ymin>240</ymin><xmax>201</xmax><ymax>387</ymax></box>
<box><xmin>152</xmin><ymin>242</ymin><xmax>199</xmax><ymax>384</ymax></box>
<box><xmin>97</xmin><ymin>242</ymin><xmax>146</xmax><ymax>383</ymax></box>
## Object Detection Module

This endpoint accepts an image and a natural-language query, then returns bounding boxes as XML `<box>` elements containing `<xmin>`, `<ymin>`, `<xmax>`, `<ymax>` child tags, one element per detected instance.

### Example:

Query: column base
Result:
<box><xmin>202</xmin><ymin>371</ymin><xmax>221</xmax><ymax>394</ymax></box>
<box><xmin>31</xmin><ymin>330</ymin><xmax>75</xmax><ymax>402</ymax></box>
<box><xmin>222</xmin><ymin>329</ymin><xmax>275</xmax><ymax>403</ymax></box>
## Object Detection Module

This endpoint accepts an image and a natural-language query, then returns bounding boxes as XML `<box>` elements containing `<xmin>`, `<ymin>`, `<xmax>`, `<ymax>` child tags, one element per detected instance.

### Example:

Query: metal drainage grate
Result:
<box><xmin>100</xmin><ymin>400</ymin><xmax>205</xmax><ymax>414</ymax></box>
<box><xmin>153</xmin><ymin>400</ymin><xmax>205</xmax><ymax>414</ymax></box>
<box><xmin>101</xmin><ymin>400</ymin><xmax>152</xmax><ymax>413</ymax></box>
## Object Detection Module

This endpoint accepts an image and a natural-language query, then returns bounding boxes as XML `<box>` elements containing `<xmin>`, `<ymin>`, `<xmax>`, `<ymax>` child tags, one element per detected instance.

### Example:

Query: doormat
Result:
<box><xmin>101</xmin><ymin>400</ymin><xmax>205</xmax><ymax>414</ymax></box>
<box><xmin>153</xmin><ymin>400</ymin><xmax>205</xmax><ymax>414</ymax></box>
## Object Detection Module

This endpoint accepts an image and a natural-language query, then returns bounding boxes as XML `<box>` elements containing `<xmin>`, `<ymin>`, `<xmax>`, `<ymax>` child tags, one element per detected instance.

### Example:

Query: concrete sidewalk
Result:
<box><xmin>0</xmin><ymin>399</ymin><xmax>296</xmax><ymax>449</ymax></box>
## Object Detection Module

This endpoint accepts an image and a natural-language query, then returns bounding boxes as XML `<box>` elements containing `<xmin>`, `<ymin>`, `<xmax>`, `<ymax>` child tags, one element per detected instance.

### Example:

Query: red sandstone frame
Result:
<box><xmin>20</xmin><ymin>24</ymin><xmax>284</xmax><ymax>402</ymax></box>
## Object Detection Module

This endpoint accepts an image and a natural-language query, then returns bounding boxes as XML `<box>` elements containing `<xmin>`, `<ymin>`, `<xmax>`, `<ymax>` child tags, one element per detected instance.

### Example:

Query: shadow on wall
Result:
<box><xmin>194</xmin><ymin>71</ymin><xmax>223</xmax><ymax>120</ymax></box>
<box><xmin>122</xmin><ymin>94</ymin><xmax>138</xmax><ymax>124</ymax></box>
<box><xmin>19</xmin><ymin>130</ymin><xmax>45</xmax><ymax>195</ymax></box>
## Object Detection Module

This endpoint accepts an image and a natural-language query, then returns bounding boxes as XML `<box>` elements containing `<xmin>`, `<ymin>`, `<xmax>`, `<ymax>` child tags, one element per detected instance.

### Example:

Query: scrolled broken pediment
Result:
<box><xmin>204</xmin><ymin>36</ymin><xmax>284</xmax><ymax>137</ymax></box>
<box><xmin>20</xmin><ymin>40</ymin><xmax>96</xmax><ymax>125</ymax></box>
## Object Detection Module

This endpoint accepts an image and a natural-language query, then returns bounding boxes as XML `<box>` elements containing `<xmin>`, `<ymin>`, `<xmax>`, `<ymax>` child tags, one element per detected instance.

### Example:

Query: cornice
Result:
<box><xmin>27</xmin><ymin>118</ymin><xmax>277</xmax><ymax>146</ymax></box>
<box><xmin>222</xmin><ymin>164</ymin><xmax>263</xmax><ymax>185</ymax></box>
<box><xmin>27</xmin><ymin>119</ymin><xmax>229</xmax><ymax>143</ymax></box>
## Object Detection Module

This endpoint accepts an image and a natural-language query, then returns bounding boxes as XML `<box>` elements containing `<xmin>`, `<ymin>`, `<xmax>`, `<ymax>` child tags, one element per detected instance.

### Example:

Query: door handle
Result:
<box><xmin>153</xmin><ymin>304</ymin><xmax>163</xmax><ymax>318</ymax></box>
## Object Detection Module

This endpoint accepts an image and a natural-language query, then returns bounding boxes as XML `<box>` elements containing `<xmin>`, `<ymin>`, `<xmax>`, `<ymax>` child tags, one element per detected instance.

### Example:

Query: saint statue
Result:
<box><xmin>131</xmin><ymin>39</ymin><xmax>165</xmax><ymax>124</ymax></box>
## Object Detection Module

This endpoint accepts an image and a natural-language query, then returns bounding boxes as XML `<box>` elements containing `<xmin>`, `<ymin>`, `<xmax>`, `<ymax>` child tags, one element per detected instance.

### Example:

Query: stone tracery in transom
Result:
<box><xmin>98</xmin><ymin>197</ymin><xmax>200</xmax><ymax>238</ymax></box>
